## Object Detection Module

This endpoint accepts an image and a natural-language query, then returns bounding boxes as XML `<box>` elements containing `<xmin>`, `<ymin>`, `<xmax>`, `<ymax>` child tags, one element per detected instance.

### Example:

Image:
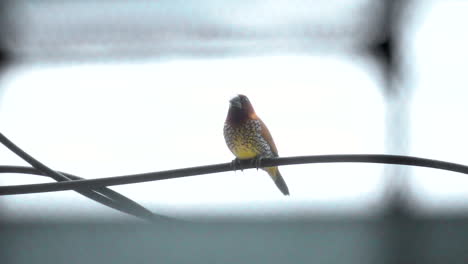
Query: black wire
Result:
<box><xmin>0</xmin><ymin>132</ymin><xmax>165</xmax><ymax>222</ymax></box>
<box><xmin>0</xmin><ymin>166</ymin><xmax>173</xmax><ymax>221</ymax></box>
<box><xmin>1</xmin><ymin>154</ymin><xmax>468</xmax><ymax>196</ymax></box>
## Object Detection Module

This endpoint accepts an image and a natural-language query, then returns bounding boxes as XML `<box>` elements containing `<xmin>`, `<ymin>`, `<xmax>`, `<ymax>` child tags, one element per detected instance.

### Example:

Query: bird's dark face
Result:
<box><xmin>226</xmin><ymin>94</ymin><xmax>256</xmax><ymax>124</ymax></box>
<box><xmin>229</xmin><ymin>94</ymin><xmax>251</xmax><ymax>110</ymax></box>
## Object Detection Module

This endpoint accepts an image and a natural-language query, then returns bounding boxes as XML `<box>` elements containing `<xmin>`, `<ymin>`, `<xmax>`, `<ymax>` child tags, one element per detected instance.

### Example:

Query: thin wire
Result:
<box><xmin>1</xmin><ymin>154</ymin><xmax>468</xmax><ymax>196</ymax></box>
<box><xmin>0</xmin><ymin>132</ymin><xmax>165</xmax><ymax>221</ymax></box>
<box><xmin>0</xmin><ymin>166</ymin><xmax>174</xmax><ymax>221</ymax></box>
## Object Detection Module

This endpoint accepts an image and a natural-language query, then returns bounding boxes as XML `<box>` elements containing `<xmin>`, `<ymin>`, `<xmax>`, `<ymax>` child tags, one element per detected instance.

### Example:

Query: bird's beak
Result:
<box><xmin>229</xmin><ymin>96</ymin><xmax>242</xmax><ymax>109</ymax></box>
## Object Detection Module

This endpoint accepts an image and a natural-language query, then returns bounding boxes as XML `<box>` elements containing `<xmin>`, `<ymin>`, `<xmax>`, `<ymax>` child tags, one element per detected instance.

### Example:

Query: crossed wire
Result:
<box><xmin>1</xmin><ymin>132</ymin><xmax>468</xmax><ymax>222</ymax></box>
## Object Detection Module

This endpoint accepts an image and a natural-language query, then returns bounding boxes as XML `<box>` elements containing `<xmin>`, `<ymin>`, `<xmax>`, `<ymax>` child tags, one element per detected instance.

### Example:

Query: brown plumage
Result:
<box><xmin>223</xmin><ymin>94</ymin><xmax>290</xmax><ymax>195</ymax></box>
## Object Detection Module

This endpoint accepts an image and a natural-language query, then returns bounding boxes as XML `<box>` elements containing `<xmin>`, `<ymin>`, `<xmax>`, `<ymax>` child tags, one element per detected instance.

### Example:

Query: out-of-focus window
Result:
<box><xmin>0</xmin><ymin>0</ymin><xmax>467</xmax><ymax>222</ymax></box>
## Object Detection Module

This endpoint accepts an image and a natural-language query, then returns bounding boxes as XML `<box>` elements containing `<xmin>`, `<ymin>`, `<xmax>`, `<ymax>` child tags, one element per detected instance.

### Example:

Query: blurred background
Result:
<box><xmin>1</xmin><ymin>0</ymin><xmax>468</xmax><ymax>263</ymax></box>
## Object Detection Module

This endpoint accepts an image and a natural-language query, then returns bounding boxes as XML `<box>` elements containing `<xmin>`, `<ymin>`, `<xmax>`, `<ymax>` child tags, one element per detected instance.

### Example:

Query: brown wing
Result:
<box><xmin>259</xmin><ymin>118</ymin><xmax>278</xmax><ymax>156</ymax></box>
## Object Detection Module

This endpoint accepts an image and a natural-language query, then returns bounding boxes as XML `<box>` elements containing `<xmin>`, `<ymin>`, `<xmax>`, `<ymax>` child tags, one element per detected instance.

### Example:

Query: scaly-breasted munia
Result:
<box><xmin>223</xmin><ymin>94</ymin><xmax>290</xmax><ymax>195</ymax></box>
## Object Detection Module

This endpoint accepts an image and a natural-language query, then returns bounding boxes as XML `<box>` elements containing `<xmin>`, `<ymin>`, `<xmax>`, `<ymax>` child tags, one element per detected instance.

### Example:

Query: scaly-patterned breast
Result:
<box><xmin>223</xmin><ymin>119</ymin><xmax>273</xmax><ymax>159</ymax></box>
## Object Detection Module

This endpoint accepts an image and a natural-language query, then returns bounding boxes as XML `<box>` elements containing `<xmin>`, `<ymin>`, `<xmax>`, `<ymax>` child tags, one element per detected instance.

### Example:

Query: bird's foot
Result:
<box><xmin>230</xmin><ymin>158</ymin><xmax>243</xmax><ymax>172</ymax></box>
<box><xmin>251</xmin><ymin>157</ymin><xmax>264</xmax><ymax>171</ymax></box>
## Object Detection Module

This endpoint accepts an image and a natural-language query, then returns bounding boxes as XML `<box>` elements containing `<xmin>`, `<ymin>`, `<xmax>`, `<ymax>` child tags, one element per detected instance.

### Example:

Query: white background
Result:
<box><xmin>1</xmin><ymin>1</ymin><xmax>468</xmax><ymax>221</ymax></box>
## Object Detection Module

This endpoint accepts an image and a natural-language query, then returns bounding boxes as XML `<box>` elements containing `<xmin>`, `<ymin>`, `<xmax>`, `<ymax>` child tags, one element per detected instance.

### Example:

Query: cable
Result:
<box><xmin>1</xmin><ymin>154</ymin><xmax>468</xmax><ymax>195</ymax></box>
<box><xmin>0</xmin><ymin>132</ymin><xmax>165</xmax><ymax>222</ymax></box>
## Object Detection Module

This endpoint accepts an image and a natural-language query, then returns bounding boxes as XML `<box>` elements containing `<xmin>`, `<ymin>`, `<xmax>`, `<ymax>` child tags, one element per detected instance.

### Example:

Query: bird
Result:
<box><xmin>223</xmin><ymin>94</ymin><xmax>290</xmax><ymax>195</ymax></box>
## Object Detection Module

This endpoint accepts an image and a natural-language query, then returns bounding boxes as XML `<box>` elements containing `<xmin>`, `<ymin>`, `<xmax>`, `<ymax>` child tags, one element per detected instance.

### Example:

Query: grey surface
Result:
<box><xmin>2</xmin><ymin>217</ymin><xmax>468</xmax><ymax>264</ymax></box>
<box><xmin>5</xmin><ymin>0</ymin><xmax>385</xmax><ymax>61</ymax></box>
<box><xmin>1</xmin><ymin>219</ymin><xmax>383</xmax><ymax>264</ymax></box>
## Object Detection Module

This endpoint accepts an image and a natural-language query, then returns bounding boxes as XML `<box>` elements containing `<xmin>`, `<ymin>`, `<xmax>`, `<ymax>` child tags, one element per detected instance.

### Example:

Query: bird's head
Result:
<box><xmin>229</xmin><ymin>94</ymin><xmax>253</xmax><ymax>110</ymax></box>
<box><xmin>226</xmin><ymin>94</ymin><xmax>257</xmax><ymax>123</ymax></box>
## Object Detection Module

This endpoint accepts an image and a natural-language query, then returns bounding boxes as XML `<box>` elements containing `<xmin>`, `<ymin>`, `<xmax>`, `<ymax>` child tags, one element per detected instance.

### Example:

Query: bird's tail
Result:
<box><xmin>265</xmin><ymin>167</ymin><xmax>290</xmax><ymax>196</ymax></box>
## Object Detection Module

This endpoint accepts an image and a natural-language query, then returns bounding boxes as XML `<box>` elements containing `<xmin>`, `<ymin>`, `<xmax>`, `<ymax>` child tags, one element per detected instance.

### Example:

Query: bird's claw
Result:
<box><xmin>231</xmin><ymin>158</ymin><xmax>243</xmax><ymax>172</ymax></box>
<box><xmin>251</xmin><ymin>157</ymin><xmax>263</xmax><ymax>171</ymax></box>
<box><xmin>231</xmin><ymin>157</ymin><xmax>263</xmax><ymax>172</ymax></box>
